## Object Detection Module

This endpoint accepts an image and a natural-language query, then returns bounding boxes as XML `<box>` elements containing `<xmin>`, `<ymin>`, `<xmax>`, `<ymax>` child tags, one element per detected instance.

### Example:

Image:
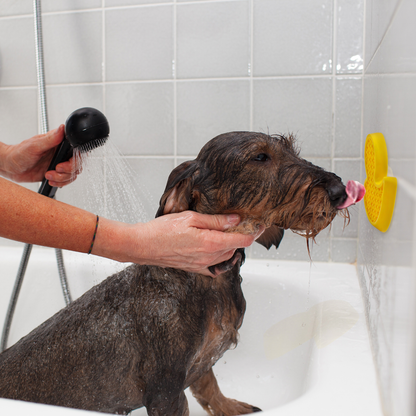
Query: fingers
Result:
<box><xmin>47</xmin><ymin>124</ymin><xmax>65</xmax><ymax>149</ymax></box>
<box><xmin>199</xmin><ymin>225</ymin><xmax>261</xmax><ymax>255</ymax></box>
<box><xmin>45</xmin><ymin>159</ymin><xmax>81</xmax><ymax>187</ymax></box>
<box><xmin>34</xmin><ymin>125</ymin><xmax>65</xmax><ymax>154</ymax></box>
<box><xmin>44</xmin><ymin>174</ymin><xmax>77</xmax><ymax>188</ymax></box>
<box><xmin>45</xmin><ymin>140</ymin><xmax>83</xmax><ymax>187</ymax></box>
<box><xmin>56</xmin><ymin>158</ymin><xmax>82</xmax><ymax>176</ymax></box>
<box><xmin>188</xmin><ymin>212</ymin><xmax>265</xmax><ymax>243</ymax></box>
<box><xmin>191</xmin><ymin>212</ymin><xmax>241</xmax><ymax>231</ymax></box>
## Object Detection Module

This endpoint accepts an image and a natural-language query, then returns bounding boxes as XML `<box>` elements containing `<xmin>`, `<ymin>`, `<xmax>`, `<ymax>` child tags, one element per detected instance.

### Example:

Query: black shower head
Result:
<box><xmin>65</xmin><ymin>107</ymin><xmax>110</xmax><ymax>152</ymax></box>
<box><xmin>38</xmin><ymin>107</ymin><xmax>110</xmax><ymax>198</ymax></box>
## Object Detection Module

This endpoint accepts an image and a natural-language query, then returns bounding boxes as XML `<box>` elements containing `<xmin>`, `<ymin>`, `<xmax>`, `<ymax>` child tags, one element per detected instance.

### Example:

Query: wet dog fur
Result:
<box><xmin>0</xmin><ymin>132</ymin><xmax>349</xmax><ymax>415</ymax></box>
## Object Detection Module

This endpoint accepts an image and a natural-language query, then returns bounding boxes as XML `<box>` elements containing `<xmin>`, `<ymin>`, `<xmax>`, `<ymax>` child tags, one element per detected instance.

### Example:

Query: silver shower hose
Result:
<box><xmin>0</xmin><ymin>0</ymin><xmax>72</xmax><ymax>353</ymax></box>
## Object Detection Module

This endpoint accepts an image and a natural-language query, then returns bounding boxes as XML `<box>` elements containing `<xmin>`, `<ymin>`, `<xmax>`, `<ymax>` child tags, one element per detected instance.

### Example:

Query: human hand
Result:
<box><xmin>0</xmin><ymin>125</ymin><xmax>80</xmax><ymax>186</ymax></box>
<box><xmin>126</xmin><ymin>212</ymin><xmax>264</xmax><ymax>277</ymax></box>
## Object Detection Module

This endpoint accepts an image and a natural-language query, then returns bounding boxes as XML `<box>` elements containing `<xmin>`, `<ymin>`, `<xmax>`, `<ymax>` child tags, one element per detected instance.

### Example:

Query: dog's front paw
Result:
<box><xmin>191</xmin><ymin>368</ymin><xmax>260</xmax><ymax>416</ymax></box>
<box><xmin>208</xmin><ymin>399</ymin><xmax>262</xmax><ymax>415</ymax></box>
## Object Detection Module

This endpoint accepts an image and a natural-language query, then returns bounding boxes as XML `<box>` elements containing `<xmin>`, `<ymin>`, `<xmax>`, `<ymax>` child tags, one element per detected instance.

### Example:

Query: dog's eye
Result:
<box><xmin>252</xmin><ymin>153</ymin><xmax>270</xmax><ymax>162</ymax></box>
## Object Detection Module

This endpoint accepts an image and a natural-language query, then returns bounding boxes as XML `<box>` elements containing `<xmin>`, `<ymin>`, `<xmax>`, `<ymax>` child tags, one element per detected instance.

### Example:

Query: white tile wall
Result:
<box><xmin>0</xmin><ymin>89</ymin><xmax>38</xmax><ymax>145</ymax></box>
<box><xmin>334</xmin><ymin>77</ymin><xmax>362</xmax><ymax>157</ymax></box>
<box><xmin>41</xmin><ymin>0</ymin><xmax>102</xmax><ymax>13</ymax></box>
<box><xmin>0</xmin><ymin>0</ymin><xmax>365</xmax><ymax>262</ymax></box>
<box><xmin>252</xmin><ymin>78</ymin><xmax>333</xmax><ymax>157</ymax></box>
<box><xmin>366</xmin><ymin>0</ymin><xmax>416</xmax><ymax>75</ymax></box>
<box><xmin>364</xmin><ymin>0</ymin><xmax>402</xmax><ymax>68</ymax></box>
<box><xmin>0</xmin><ymin>15</ymin><xmax>37</xmax><ymax>86</ymax></box>
<box><xmin>253</xmin><ymin>0</ymin><xmax>333</xmax><ymax>76</ymax></box>
<box><xmin>176</xmin><ymin>79</ymin><xmax>250</xmax><ymax>154</ymax></box>
<box><xmin>336</xmin><ymin>0</ymin><xmax>364</xmax><ymax>74</ymax></box>
<box><xmin>43</xmin><ymin>11</ymin><xmax>103</xmax><ymax>84</ymax></box>
<box><xmin>358</xmin><ymin>0</ymin><xmax>416</xmax><ymax>415</ymax></box>
<box><xmin>106</xmin><ymin>6</ymin><xmax>174</xmax><ymax>81</ymax></box>
<box><xmin>106</xmin><ymin>82</ymin><xmax>174</xmax><ymax>155</ymax></box>
<box><xmin>177</xmin><ymin>1</ymin><xmax>250</xmax><ymax>78</ymax></box>
<box><xmin>0</xmin><ymin>1</ymin><xmax>32</xmax><ymax>16</ymax></box>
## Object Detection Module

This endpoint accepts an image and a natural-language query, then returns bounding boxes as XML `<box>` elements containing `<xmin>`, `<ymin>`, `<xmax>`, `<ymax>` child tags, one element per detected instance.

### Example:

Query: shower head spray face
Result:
<box><xmin>65</xmin><ymin>107</ymin><xmax>110</xmax><ymax>153</ymax></box>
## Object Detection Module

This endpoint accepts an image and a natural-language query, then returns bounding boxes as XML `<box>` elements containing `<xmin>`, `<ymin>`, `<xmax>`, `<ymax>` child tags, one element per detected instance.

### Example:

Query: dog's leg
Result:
<box><xmin>190</xmin><ymin>369</ymin><xmax>261</xmax><ymax>416</ymax></box>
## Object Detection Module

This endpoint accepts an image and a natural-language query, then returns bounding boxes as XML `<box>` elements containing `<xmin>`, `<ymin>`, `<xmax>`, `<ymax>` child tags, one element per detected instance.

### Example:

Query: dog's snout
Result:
<box><xmin>327</xmin><ymin>183</ymin><xmax>347</xmax><ymax>206</ymax></box>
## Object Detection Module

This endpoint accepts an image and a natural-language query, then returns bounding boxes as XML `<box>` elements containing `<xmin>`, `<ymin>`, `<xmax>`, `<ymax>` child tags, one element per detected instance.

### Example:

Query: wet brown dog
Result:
<box><xmin>0</xmin><ymin>132</ymin><xmax>358</xmax><ymax>415</ymax></box>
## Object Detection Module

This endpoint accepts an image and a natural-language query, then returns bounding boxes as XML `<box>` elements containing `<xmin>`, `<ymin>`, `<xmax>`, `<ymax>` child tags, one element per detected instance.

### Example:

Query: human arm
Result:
<box><xmin>94</xmin><ymin>211</ymin><xmax>260</xmax><ymax>275</ymax></box>
<box><xmin>0</xmin><ymin>178</ymin><xmax>258</xmax><ymax>276</ymax></box>
<box><xmin>0</xmin><ymin>125</ymin><xmax>78</xmax><ymax>186</ymax></box>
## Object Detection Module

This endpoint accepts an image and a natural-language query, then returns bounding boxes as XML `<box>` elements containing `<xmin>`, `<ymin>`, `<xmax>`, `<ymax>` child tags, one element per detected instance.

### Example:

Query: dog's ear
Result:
<box><xmin>256</xmin><ymin>225</ymin><xmax>284</xmax><ymax>250</ymax></box>
<box><xmin>156</xmin><ymin>160</ymin><xmax>199</xmax><ymax>218</ymax></box>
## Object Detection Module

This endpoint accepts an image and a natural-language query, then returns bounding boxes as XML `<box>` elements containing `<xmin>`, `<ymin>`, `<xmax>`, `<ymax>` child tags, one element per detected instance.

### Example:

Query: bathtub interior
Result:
<box><xmin>0</xmin><ymin>246</ymin><xmax>381</xmax><ymax>415</ymax></box>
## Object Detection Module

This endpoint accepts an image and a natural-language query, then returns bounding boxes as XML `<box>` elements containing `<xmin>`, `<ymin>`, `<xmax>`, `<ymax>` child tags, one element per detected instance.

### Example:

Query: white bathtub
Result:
<box><xmin>0</xmin><ymin>247</ymin><xmax>382</xmax><ymax>416</ymax></box>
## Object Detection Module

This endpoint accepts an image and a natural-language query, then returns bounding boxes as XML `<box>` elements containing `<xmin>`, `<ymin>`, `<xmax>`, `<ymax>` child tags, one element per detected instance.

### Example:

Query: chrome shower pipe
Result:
<box><xmin>34</xmin><ymin>0</ymin><xmax>72</xmax><ymax>306</ymax></box>
<box><xmin>0</xmin><ymin>0</ymin><xmax>72</xmax><ymax>353</ymax></box>
<box><xmin>34</xmin><ymin>0</ymin><xmax>48</xmax><ymax>135</ymax></box>
<box><xmin>34</xmin><ymin>0</ymin><xmax>72</xmax><ymax>307</ymax></box>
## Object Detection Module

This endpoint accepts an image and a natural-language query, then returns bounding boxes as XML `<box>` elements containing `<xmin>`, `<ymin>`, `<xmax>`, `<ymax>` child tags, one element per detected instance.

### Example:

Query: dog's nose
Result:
<box><xmin>327</xmin><ymin>183</ymin><xmax>347</xmax><ymax>207</ymax></box>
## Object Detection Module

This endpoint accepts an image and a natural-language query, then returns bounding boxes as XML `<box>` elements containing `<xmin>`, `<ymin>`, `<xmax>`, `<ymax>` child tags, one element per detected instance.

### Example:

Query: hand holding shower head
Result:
<box><xmin>38</xmin><ymin>107</ymin><xmax>110</xmax><ymax>198</ymax></box>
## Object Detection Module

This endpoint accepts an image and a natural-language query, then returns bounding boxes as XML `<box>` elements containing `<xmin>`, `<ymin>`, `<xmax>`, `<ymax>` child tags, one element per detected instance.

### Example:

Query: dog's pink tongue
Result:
<box><xmin>337</xmin><ymin>180</ymin><xmax>366</xmax><ymax>209</ymax></box>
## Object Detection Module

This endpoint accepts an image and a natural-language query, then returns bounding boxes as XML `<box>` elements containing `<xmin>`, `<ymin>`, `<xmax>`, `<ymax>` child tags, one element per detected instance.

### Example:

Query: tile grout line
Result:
<box><xmin>364</xmin><ymin>0</ymin><xmax>404</xmax><ymax>73</ymax></box>
<box><xmin>102</xmin><ymin>0</ymin><xmax>108</xmax><ymax>217</ymax></box>
<box><xmin>173</xmin><ymin>0</ymin><xmax>178</xmax><ymax>167</ymax></box>
<box><xmin>246</xmin><ymin>0</ymin><xmax>254</xmax><ymax>260</ymax></box>
<box><xmin>102</xmin><ymin>0</ymin><xmax>106</xmax><ymax>112</ymax></box>
<box><xmin>249</xmin><ymin>0</ymin><xmax>254</xmax><ymax>132</ymax></box>
<box><xmin>0</xmin><ymin>0</ymin><xmax>247</xmax><ymax>21</ymax></box>
<box><xmin>329</xmin><ymin>0</ymin><xmax>338</xmax><ymax>261</ymax></box>
<box><xmin>331</xmin><ymin>0</ymin><xmax>338</xmax><ymax>173</ymax></box>
<box><xmin>1</xmin><ymin>73</ymin><xmax>372</xmax><ymax>92</ymax></box>
<box><xmin>358</xmin><ymin>0</ymin><xmax>367</xmax><ymax>267</ymax></box>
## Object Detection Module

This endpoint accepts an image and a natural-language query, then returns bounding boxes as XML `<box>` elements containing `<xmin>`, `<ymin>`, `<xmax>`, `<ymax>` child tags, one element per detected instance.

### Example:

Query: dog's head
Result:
<box><xmin>157</xmin><ymin>132</ymin><xmax>364</xmax><ymax>250</ymax></box>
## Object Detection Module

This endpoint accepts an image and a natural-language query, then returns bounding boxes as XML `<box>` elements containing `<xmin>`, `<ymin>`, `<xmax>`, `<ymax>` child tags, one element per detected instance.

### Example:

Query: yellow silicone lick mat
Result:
<box><xmin>364</xmin><ymin>133</ymin><xmax>397</xmax><ymax>232</ymax></box>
